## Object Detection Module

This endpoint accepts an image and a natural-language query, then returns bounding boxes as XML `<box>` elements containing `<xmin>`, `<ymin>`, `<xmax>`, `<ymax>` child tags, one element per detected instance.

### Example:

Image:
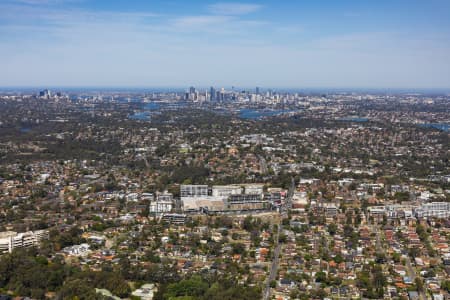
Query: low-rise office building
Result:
<box><xmin>415</xmin><ymin>202</ymin><xmax>450</xmax><ymax>218</ymax></box>
<box><xmin>0</xmin><ymin>230</ymin><xmax>49</xmax><ymax>254</ymax></box>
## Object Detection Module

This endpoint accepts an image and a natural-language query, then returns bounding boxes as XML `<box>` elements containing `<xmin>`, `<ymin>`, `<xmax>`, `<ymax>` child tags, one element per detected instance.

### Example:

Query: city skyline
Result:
<box><xmin>1</xmin><ymin>0</ymin><xmax>450</xmax><ymax>88</ymax></box>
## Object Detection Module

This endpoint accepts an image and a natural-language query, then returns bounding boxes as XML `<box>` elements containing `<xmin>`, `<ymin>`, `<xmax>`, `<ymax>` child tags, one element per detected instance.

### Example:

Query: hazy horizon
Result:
<box><xmin>2</xmin><ymin>86</ymin><xmax>450</xmax><ymax>96</ymax></box>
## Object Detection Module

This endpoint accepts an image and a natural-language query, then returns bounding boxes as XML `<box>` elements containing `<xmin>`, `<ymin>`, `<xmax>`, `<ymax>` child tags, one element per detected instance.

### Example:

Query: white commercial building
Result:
<box><xmin>150</xmin><ymin>200</ymin><xmax>173</xmax><ymax>214</ymax></box>
<box><xmin>150</xmin><ymin>192</ymin><xmax>174</xmax><ymax>214</ymax></box>
<box><xmin>211</xmin><ymin>185</ymin><xmax>242</xmax><ymax>197</ymax></box>
<box><xmin>243</xmin><ymin>184</ymin><xmax>264</xmax><ymax>195</ymax></box>
<box><xmin>181</xmin><ymin>196</ymin><xmax>225</xmax><ymax>212</ymax></box>
<box><xmin>180</xmin><ymin>185</ymin><xmax>208</xmax><ymax>197</ymax></box>
<box><xmin>415</xmin><ymin>202</ymin><xmax>450</xmax><ymax>218</ymax></box>
<box><xmin>0</xmin><ymin>230</ymin><xmax>49</xmax><ymax>254</ymax></box>
<box><xmin>157</xmin><ymin>192</ymin><xmax>173</xmax><ymax>202</ymax></box>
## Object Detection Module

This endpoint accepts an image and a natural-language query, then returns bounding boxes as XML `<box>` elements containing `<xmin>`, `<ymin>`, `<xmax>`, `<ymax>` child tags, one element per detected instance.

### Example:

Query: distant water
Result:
<box><xmin>144</xmin><ymin>102</ymin><xmax>160</xmax><ymax>110</ymax></box>
<box><xmin>129</xmin><ymin>112</ymin><xmax>151</xmax><ymax>121</ymax></box>
<box><xmin>419</xmin><ymin>123</ymin><xmax>450</xmax><ymax>132</ymax></box>
<box><xmin>117</xmin><ymin>97</ymin><xmax>141</xmax><ymax>103</ymax></box>
<box><xmin>128</xmin><ymin>102</ymin><xmax>160</xmax><ymax>120</ymax></box>
<box><xmin>239</xmin><ymin>109</ymin><xmax>296</xmax><ymax>120</ymax></box>
<box><xmin>142</xmin><ymin>101</ymin><xmax>189</xmax><ymax>110</ymax></box>
<box><xmin>337</xmin><ymin>117</ymin><xmax>369</xmax><ymax>122</ymax></box>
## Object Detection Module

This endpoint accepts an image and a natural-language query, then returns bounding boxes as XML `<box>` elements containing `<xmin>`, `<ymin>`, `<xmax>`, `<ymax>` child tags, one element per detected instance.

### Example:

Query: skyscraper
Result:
<box><xmin>39</xmin><ymin>89</ymin><xmax>51</xmax><ymax>98</ymax></box>
<box><xmin>220</xmin><ymin>88</ymin><xmax>225</xmax><ymax>102</ymax></box>
<box><xmin>255</xmin><ymin>87</ymin><xmax>260</xmax><ymax>95</ymax></box>
<box><xmin>216</xmin><ymin>91</ymin><xmax>221</xmax><ymax>102</ymax></box>
<box><xmin>210</xmin><ymin>86</ymin><xmax>216</xmax><ymax>101</ymax></box>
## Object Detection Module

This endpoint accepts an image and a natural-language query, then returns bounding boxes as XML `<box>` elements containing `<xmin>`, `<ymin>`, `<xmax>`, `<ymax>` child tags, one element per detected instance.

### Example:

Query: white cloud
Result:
<box><xmin>172</xmin><ymin>15</ymin><xmax>233</xmax><ymax>28</ymax></box>
<box><xmin>208</xmin><ymin>2</ymin><xmax>262</xmax><ymax>15</ymax></box>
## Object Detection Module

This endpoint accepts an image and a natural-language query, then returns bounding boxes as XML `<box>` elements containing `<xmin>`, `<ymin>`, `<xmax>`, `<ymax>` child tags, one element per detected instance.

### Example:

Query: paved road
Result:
<box><xmin>258</xmin><ymin>155</ymin><xmax>268</xmax><ymax>174</ymax></box>
<box><xmin>143</xmin><ymin>156</ymin><xmax>150</xmax><ymax>168</ymax></box>
<box><xmin>263</xmin><ymin>177</ymin><xmax>295</xmax><ymax>300</ymax></box>
<box><xmin>405</xmin><ymin>256</ymin><xmax>426</xmax><ymax>300</ymax></box>
<box><xmin>405</xmin><ymin>256</ymin><xmax>416</xmax><ymax>281</ymax></box>
<box><xmin>263</xmin><ymin>224</ymin><xmax>281</xmax><ymax>300</ymax></box>
<box><xmin>373</xmin><ymin>225</ymin><xmax>382</xmax><ymax>253</ymax></box>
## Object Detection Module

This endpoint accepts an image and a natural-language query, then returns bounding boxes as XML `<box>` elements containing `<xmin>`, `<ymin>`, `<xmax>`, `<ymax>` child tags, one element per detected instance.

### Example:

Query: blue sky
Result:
<box><xmin>1</xmin><ymin>0</ymin><xmax>450</xmax><ymax>88</ymax></box>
